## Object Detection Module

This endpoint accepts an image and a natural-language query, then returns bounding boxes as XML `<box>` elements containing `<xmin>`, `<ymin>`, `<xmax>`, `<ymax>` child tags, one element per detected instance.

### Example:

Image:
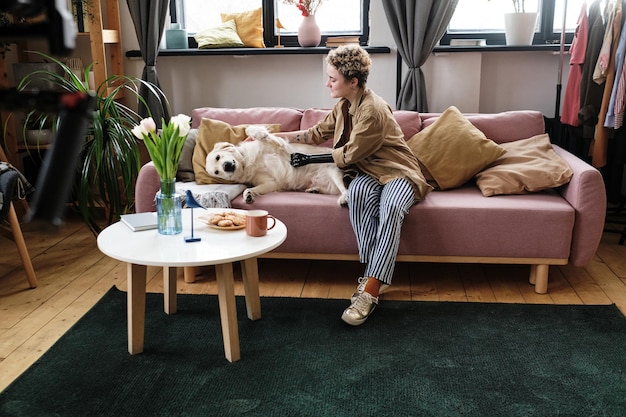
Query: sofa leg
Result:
<box><xmin>529</xmin><ymin>264</ymin><xmax>549</xmax><ymax>294</ymax></box>
<box><xmin>184</xmin><ymin>266</ymin><xmax>197</xmax><ymax>283</ymax></box>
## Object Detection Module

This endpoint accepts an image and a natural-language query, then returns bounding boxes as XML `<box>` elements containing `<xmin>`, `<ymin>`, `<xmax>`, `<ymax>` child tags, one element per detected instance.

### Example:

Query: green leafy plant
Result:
<box><xmin>131</xmin><ymin>114</ymin><xmax>191</xmax><ymax>180</ymax></box>
<box><xmin>12</xmin><ymin>50</ymin><xmax>170</xmax><ymax>234</ymax></box>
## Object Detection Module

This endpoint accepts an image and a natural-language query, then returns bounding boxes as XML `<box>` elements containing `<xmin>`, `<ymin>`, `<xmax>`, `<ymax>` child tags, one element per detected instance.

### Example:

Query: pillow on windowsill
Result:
<box><xmin>474</xmin><ymin>134</ymin><xmax>574</xmax><ymax>196</ymax></box>
<box><xmin>194</xmin><ymin>19</ymin><xmax>244</xmax><ymax>49</ymax></box>
<box><xmin>192</xmin><ymin>118</ymin><xmax>281</xmax><ymax>184</ymax></box>
<box><xmin>221</xmin><ymin>7</ymin><xmax>265</xmax><ymax>48</ymax></box>
<box><xmin>406</xmin><ymin>106</ymin><xmax>506</xmax><ymax>190</ymax></box>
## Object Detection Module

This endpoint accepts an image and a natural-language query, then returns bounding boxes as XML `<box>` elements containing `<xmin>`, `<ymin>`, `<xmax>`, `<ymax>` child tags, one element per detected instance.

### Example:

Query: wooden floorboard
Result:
<box><xmin>0</xmin><ymin>214</ymin><xmax>625</xmax><ymax>392</ymax></box>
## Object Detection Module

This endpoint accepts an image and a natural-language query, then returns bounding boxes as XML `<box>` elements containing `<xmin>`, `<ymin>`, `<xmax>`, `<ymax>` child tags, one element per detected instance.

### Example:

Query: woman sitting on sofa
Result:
<box><xmin>278</xmin><ymin>45</ymin><xmax>432</xmax><ymax>326</ymax></box>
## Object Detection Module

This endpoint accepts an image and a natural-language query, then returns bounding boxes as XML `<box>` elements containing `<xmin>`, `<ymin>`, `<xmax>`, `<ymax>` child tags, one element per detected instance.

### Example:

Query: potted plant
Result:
<box><xmin>503</xmin><ymin>0</ymin><xmax>537</xmax><ymax>45</ymax></box>
<box><xmin>486</xmin><ymin>0</ymin><xmax>537</xmax><ymax>45</ymax></box>
<box><xmin>11</xmin><ymin>50</ymin><xmax>170</xmax><ymax>234</ymax></box>
<box><xmin>22</xmin><ymin>112</ymin><xmax>54</xmax><ymax>147</ymax></box>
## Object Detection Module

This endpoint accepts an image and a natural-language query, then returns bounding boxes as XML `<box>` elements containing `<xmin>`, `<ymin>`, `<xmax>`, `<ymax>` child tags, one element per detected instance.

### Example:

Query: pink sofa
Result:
<box><xmin>135</xmin><ymin>107</ymin><xmax>607</xmax><ymax>294</ymax></box>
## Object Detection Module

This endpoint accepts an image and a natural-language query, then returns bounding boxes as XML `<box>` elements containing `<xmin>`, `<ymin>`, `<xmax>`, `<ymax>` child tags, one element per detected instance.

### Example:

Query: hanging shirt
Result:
<box><xmin>561</xmin><ymin>2</ymin><xmax>589</xmax><ymax>127</ymax></box>
<box><xmin>592</xmin><ymin>1</ymin><xmax>616</xmax><ymax>84</ymax></box>
<box><xmin>604</xmin><ymin>18</ymin><xmax>626</xmax><ymax>128</ymax></box>
<box><xmin>579</xmin><ymin>0</ymin><xmax>606</xmax><ymax>134</ymax></box>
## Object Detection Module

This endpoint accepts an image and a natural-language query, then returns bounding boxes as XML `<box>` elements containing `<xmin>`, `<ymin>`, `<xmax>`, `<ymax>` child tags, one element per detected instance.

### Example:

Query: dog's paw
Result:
<box><xmin>243</xmin><ymin>188</ymin><xmax>256</xmax><ymax>204</ymax></box>
<box><xmin>245</xmin><ymin>125</ymin><xmax>269</xmax><ymax>141</ymax></box>
<box><xmin>305</xmin><ymin>187</ymin><xmax>321</xmax><ymax>194</ymax></box>
<box><xmin>338</xmin><ymin>192</ymin><xmax>348</xmax><ymax>207</ymax></box>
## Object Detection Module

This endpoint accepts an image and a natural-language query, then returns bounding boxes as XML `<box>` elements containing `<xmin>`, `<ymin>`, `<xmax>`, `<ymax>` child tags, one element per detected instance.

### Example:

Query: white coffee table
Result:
<box><xmin>97</xmin><ymin>208</ymin><xmax>287</xmax><ymax>362</ymax></box>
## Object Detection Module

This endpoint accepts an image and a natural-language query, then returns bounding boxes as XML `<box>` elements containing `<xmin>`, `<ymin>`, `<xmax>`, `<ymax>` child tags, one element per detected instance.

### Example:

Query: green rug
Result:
<box><xmin>2</xmin><ymin>287</ymin><xmax>626</xmax><ymax>417</ymax></box>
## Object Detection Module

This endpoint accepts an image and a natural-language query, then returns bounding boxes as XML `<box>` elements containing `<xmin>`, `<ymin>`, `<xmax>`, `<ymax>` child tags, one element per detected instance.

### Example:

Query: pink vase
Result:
<box><xmin>298</xmin><ymin>15</ymin><xmax>321</xmax><ymax>47</ymax></box>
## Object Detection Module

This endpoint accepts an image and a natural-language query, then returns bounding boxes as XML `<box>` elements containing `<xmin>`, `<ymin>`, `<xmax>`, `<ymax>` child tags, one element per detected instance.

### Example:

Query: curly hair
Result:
<box><xmin>326</xmin><ymin>44</ymin><xmax>371</xmax><ymax>88</ymax></box>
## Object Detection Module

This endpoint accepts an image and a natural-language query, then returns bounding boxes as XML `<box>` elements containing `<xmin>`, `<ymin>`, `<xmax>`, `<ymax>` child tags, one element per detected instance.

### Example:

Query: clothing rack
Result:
<box><xmin>556</xmin><ymin>0</ymin><xmax>626</xmax><ymax>237</ymax></box>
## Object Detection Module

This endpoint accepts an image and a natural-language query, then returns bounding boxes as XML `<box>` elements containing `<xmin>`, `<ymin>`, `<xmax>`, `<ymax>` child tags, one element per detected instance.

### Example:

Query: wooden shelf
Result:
<box><xmin>88</xmin><ymin>0</ymin><xmax>124</xmax><ymax>96</ymax></box>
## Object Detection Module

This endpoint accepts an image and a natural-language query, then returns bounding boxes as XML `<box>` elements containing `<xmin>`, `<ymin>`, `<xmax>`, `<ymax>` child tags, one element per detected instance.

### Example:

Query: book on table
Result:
<box><xmin>120</xmin><ymin>212</ymin><xmax>158</xmax><ymax>231</ymax></box>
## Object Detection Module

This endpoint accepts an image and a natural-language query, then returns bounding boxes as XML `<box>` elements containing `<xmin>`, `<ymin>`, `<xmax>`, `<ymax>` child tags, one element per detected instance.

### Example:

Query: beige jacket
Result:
<box><xmin>308</xmin><ymin>88</ymin><xmax>432</xmax><ymax>200</ymax></box>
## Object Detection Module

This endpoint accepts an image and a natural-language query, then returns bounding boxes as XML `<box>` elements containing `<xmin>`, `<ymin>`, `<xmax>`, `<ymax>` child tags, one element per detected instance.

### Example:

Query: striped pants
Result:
<box><xmin>347</xmin><ymin>174</ymin><xmax>416</xmax><ymax>285</ymax></box>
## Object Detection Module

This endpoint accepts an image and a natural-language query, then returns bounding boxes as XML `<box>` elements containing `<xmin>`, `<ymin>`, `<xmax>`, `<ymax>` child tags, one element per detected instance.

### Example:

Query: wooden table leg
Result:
<box><xmin>215</xmin><ymin>262</ymin><xmax>240</xmax><ymax>362</ymax></box>
<box><xmin>163</xmin><ymin>266</ymin><xmax>177</xmax><ymax>314</ymax></box>
<box><xmin>240</xmin><ymin>257</ymin><xmax>261</xmax><ymax>320</ymax></box>
<box><xmin>127</xmin><ymin>263</ymin><xmax>147</xmax><ymax>355</ymax></box>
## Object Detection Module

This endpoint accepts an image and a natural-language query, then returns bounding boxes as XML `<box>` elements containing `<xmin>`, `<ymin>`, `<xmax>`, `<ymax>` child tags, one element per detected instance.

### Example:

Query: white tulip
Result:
<box><xmin>141</xmin><ymin>117</ymin><xmax>157</xmax><ymax>133</ymax></box>
<box><xmin>171</xmin><ymin>114</ymin><xmax>191</xmax><ymax>137</ymax></box>
<box><xmin>131</xmin><ymin>117</ymin><xmax>157</xmax><ymax>139</ymax></box>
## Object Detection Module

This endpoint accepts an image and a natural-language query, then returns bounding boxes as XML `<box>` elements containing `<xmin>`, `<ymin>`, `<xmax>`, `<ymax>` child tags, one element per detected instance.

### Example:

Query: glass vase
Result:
<box><xmin>156</xmin><ymin>178</ymin><xmax>182</xmax><ymax>235</ymax></box>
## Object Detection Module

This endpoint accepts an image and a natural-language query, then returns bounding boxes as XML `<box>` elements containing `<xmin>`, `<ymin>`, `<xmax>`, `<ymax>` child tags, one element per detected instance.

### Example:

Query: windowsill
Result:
<box><xmin>433</xmin><ymin>44</ymin><xmax>570</xmax><ymax>53</ymax></box>
<box><xmin>125</xmin><ymin>46</ymin><xmax>391</xmax><ymax>58</ymax></box>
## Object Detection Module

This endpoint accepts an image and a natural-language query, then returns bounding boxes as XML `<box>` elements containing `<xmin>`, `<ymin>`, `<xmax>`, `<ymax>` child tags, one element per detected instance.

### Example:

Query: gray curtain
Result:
<box><xmin>126</xmin><ymin>0</ymin><xmax>170</xmax><ymax>123</ymax></box>
<box><xmin>382</xmin><ymin>0</ymin><xmax>458</xmax><ymax>111</ymax></box>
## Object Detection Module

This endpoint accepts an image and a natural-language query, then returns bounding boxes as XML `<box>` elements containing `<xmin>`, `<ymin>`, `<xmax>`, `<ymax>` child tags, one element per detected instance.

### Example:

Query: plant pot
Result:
<box><xmin>504</xmin><ymin>12</ymin><xmax>538</xmax><ymax>46</ymax></box>
<box><xmin>25</xmin><ymin>129</ymin><xmax>53</xmax><ymax>146</ymax></box>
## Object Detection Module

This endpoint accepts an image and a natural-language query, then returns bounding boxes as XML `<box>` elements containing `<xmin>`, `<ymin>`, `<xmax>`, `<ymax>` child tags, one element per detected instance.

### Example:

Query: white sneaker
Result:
<box><xmin>341</xmin><ymin>292</ymin><xmax>378</xmax><ymax>326</ymax></box>
<box><xmin>350</xmin><ymin>277</ymin><xmax>389</xmax><ymax>304</ymax></box>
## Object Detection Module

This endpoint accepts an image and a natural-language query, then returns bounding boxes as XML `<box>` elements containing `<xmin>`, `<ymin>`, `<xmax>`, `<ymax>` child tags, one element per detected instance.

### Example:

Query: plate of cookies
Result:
<box><xmin>202</xmin><ymin>210</ymin><xmax>246</xmax><ymax>230</ymax></box>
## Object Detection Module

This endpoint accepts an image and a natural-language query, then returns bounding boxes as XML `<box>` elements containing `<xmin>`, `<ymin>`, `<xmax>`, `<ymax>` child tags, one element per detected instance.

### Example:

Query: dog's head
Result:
<box><xmin>205</xmin><ymin>142</ymin><xmax>245</xmax><ymax>181</ymax></box>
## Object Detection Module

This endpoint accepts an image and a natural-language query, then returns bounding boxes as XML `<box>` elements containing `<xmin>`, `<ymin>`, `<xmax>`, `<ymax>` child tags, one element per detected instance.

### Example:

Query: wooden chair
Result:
<box><xmin>0</xmin><ymin>146</ymin><xmax>37</xmax><ymax>288</ymax></box>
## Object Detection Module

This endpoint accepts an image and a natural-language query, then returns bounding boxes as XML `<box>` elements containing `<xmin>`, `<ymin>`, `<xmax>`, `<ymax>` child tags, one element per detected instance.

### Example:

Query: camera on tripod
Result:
<box><xmin>0</xmin><ymin>0</ymin><xmax>76</xmax><ymax>56</ymax></box>
<box><xmin>0</xmin><ymin>0</ymin><xmax>94</xmax><ymax>227</ymax></box>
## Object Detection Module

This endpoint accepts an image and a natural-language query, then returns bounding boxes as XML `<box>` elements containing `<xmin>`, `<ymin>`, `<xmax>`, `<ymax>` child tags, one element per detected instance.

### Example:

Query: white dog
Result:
<box><xmin>205</xmin><ymin>125</ymin><xmax>348</xmax><ymax>206</ymax></box>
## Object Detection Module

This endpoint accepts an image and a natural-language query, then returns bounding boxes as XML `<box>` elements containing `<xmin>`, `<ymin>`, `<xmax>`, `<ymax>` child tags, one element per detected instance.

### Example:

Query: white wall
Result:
<box><xmin>120</xmin><ymin>3</ymin><xmax>570</xmax><ymax>117</ymax></box>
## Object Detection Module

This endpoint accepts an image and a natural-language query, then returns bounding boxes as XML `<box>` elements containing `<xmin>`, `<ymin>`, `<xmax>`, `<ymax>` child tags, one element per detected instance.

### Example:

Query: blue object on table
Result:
<box><xmin>185</xmin><ymin>190</ymin><xmax>205</xmax><ymax>243</ymax></box>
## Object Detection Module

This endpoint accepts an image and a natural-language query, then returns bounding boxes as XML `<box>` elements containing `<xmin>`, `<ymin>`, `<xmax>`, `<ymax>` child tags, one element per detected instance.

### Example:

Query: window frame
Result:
<box><xmin>170</xmin><ymin>0</ymin><xmax>371</xmax><ymax>49</ymax></box>
<box><xmin>439</xmin><ymin>0</ymin><xmax>575</xmax><ymax>46</ymax></box>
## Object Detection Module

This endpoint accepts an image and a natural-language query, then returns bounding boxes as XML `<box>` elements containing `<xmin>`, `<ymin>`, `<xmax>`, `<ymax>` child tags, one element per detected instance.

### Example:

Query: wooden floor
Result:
<box><xmin>1</xmin><ymin>212</ymin><xmax>626</xmax><ymax>392</ymax></box>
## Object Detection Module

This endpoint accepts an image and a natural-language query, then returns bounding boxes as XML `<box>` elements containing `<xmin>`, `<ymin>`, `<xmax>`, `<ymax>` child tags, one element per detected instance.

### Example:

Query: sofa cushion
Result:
<box><xmin>421</xmin><ymin>110</ymin><xmax>546</xmax><ymax>144</ymax></box>
<box><xmin>194</xmin><ymin>19</ymin><xmax>244</xmax><ymax>49</ymax></box>
<box><xmin>221</xmin><ymin>7</ymin><xmax>265</xmax><ymax>48</ymax></box>
<box><xmin>230</xmin><ymin>186</ymin><xmax>575</xmax><ymax>260</ymax></box>
<box><xmin>300</xmin><ymin>108</ymin><xmax>423</xmax><ymax>142</ymax></box>
<box><xmin>407</xmin><ymin>106</ymin><xmax>506</xmax><ymax>190</ymax></box>
<box><xmin>192</xmin><ymin>118</ymin><xmax>281</xmax><ymax>184</ymax></box>
<box><xmin>191</xmin><ymin>107</ymin><xmax>303</xmax><ymax>131</ymax></box>
<box><xmin>474</xmin><ymin>134</ymin><xmax>574</xmax><ymax>196</ymax></box>
<box><xmin>177</xmin><ymin>128</ymin><xmax>198</xmax><ymax>182</ymax></box>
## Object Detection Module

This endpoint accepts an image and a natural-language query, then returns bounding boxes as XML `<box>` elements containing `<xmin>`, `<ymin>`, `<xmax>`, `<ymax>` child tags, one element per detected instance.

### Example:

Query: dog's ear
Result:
<box><xmin>212</xmin><ymin>142</ymin><xmax>236</xmax><ymax>151</ymax></box>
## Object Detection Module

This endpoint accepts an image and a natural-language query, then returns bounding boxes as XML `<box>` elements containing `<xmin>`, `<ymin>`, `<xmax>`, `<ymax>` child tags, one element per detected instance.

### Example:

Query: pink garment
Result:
<box><xmin>561</xmin><ymin>3</ymin><xmax>589</xmax><ymax>127</ymax></box>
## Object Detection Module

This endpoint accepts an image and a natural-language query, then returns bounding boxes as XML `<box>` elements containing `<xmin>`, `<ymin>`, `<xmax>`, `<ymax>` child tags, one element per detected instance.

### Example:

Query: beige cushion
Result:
<box><xmin>474</xmin><ymin>134</ymin><xmax>574</xmax><ymax>196</ymax></box>
<box><xmin>221</xmin><ymin>7</ymin><xmax>265</xmax><ymax>48</ymax></box>
<box><xmin>194</xmin><ymin>19</ymin><xmax>244</xmax><ymax>49</ymax></box>
<box><xmin>192</xmin><ymin>118</ymin><xmax>281</xmax><ymax>184</ymax></box>
<box><xmin>407</xmin><ymin>106</ymin><xmax>506</xmax><ymax>190</ymax></box>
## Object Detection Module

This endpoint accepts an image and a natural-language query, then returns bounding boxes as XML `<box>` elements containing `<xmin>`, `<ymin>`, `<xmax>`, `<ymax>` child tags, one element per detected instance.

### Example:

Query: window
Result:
<box><xmin>440</xmin><ymin>0</ymin><xmax>588</xmax><ymax>46</ymax></box>
<box><xmin>171</xmin><ymin>0</ymin><xmax>370</xmax><ymax>48</ymax></box>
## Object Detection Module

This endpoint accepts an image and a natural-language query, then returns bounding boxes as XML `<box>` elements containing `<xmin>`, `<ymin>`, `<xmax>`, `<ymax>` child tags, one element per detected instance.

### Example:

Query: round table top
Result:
<box><xmin>97</xmin><ymin>208</ymin><xmax>287</xmax><ymax>267</ymax></box>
